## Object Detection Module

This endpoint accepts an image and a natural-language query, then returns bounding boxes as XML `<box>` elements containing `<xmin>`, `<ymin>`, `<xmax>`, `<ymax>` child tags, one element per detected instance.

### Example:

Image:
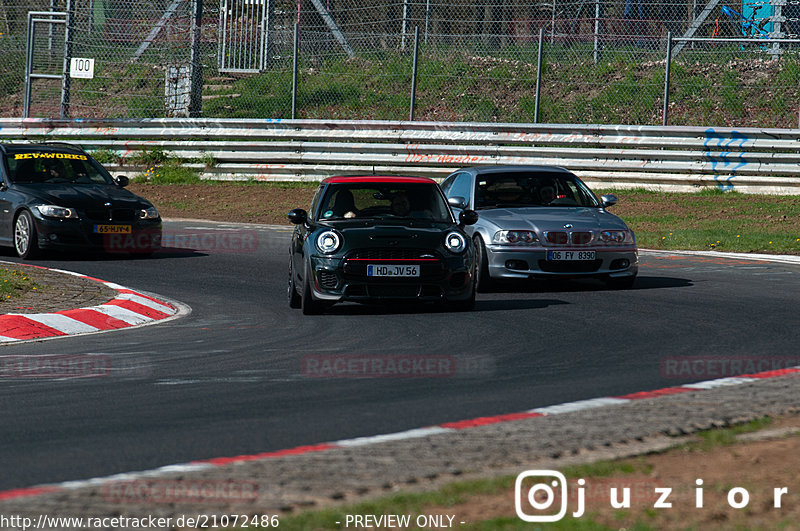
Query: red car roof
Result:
<box><xmin>322</xmin><ymin>175</ymin><xmax>436</xmax><ymax>184</ymax></box>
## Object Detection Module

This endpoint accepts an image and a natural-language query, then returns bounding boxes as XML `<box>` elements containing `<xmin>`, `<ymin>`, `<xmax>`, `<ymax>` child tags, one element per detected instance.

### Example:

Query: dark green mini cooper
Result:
<box><xmin>288</xmin><ymin>175</ymin><xmax>479</xmax><ymax>314</ymax></box>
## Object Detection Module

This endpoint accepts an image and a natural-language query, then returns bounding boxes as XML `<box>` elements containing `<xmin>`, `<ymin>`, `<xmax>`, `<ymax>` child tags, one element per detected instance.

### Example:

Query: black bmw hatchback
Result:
<box><xmin>288</xmin><ymin>175</ymin><xmax>479</xmax><ymax>314</ymax></box>
<box><xmin>0</xmin><ymin>142</ymin><xmax>161</xmax><ymax>258</ymax></box>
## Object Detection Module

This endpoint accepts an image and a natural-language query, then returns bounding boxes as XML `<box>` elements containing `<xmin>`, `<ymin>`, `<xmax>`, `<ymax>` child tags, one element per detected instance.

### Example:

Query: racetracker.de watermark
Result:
<box><xmin>0</xmin><ymin>355</ymin><xmax>111</xmax><ymax>379</ymax></box>
<box><xmin>661</xmin><ymin>356</ymin><xmax>800</xmax><ymax>379</ymax></box>
<box><xmin>300</xmin><ymin>354</ymin><xmax>495</xmax><ymax>379</ymax></box>
<box><xmin>103</xmin><ymin>479</ymin><xmax>259</xmax><ymax>504</ymax></box>
<box><xmin>103</xmin><ymin>229</ymin><xmax>259</xmax><ymax>254</ymax></box>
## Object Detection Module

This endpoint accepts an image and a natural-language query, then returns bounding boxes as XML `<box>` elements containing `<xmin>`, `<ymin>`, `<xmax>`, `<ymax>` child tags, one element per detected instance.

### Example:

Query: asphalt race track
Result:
<box><xmin>1</xmin><ymin>220</ymin><xmax>798</xmax><ymax>491</ymax></box>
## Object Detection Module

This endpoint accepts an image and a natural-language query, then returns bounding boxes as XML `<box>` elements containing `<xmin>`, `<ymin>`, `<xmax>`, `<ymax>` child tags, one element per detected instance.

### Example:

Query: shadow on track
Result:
<box><xmin>314</xmin><ymin>298</ymin><xmax>569</xmax><ymax>316</ymax></box>
<box><xmin>488</xmin><ymin>276</ymin><xmax>693</xmax><ymax>293</ymax></box>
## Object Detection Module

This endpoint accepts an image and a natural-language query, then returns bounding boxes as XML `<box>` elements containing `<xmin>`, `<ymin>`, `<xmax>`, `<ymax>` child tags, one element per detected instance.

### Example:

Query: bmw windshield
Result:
<box><xmin>475</xmin><ymin>172</ymin><xmax>601</xmax><ymax>209</ymax></box>
<box><xmin>5</xmin><ymin>150</ymin><xmax>115</xmax><ymax>185</ymax></box>
<box><xmin>317</xmin><ymin>183</ymin><xmax>454</xmax><ymax>223</ymax></box>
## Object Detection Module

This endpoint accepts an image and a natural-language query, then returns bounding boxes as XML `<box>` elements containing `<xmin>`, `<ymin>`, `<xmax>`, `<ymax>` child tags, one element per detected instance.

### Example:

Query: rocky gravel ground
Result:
<box><xmin>2</xmin><ymin>373</ymin><xmax>798</xmax><ymax>527</ymax></box>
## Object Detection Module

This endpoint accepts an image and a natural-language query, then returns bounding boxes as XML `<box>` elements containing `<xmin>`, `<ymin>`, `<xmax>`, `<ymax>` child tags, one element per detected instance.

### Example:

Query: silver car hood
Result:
<box><xmin>475</xmin><ymin>207</ymin><xmax>630</xmax><ymax>232</ymax></box>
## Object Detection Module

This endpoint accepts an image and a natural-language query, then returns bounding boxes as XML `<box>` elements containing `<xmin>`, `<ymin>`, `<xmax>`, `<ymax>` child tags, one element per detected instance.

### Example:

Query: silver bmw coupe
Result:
<box><xmin>440</xmin><ymin>165</ymin><xmax>638</xmax><ymax>291</ymax></box>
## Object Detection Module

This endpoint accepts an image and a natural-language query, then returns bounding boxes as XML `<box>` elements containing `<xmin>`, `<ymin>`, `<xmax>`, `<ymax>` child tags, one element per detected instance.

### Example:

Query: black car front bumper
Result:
<box><xmin>32</xmin><ymin>213</ymin><xmax>162</xmax><ymax>253</ymax></box>
<box><xmin>308</xmin><ymin>253</ymin><xmax>474</xmax><ymax>303</ymax></box>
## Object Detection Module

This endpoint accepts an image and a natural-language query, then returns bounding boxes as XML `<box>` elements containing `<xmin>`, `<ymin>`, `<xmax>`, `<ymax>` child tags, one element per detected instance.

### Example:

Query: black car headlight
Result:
<box><xmin>138</xmin><ymin>207</ymin><xmax>160</xmax><ymax>220</ymax></box>
<box><xmin>444</xmin><ymin>231</ymin><xmax>467</xmax><ymax>254</ymax></box>
<box><xmin>597</xmin><ymin>230</ymin><xmax>634</xmax><ymax>245</ymax></box>
<box><xmin>492</xmin><ymin>230</ymin><xmax>540</xmax><ymax>245</ymax></box>
<box><xmin>36</xmin><ymin>205</ymin><xmax>79</xmax><ymax>219</ymax></box>
<box><xmin>316</xmin><ymin>230</ymin><xmax>342</xmax><ymax>254</ymax></box>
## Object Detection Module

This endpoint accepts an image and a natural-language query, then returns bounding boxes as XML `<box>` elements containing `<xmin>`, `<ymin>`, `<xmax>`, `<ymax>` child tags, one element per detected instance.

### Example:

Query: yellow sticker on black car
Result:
<box><xmin>14</xmin><ymin>153</ymin><xmax>88</xmax><ymax>160</ymax></box>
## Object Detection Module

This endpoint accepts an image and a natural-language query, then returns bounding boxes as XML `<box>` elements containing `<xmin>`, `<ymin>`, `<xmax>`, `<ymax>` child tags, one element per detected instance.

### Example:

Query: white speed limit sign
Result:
<box><xmin>70</xmin><ymin>58</ymin><xmax>95</xmax><ymax>79</ymax></box>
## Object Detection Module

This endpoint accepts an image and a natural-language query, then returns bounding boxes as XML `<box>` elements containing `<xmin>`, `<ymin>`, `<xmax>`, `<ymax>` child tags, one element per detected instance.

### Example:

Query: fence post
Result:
<box><xmin>60</xmin><ymin>0</ymin><xmax>74</xmax><ymax>119</ymax></box>
<box><xmin>534</xmin><ymin>27</ymin><xmax>544</xmax><ymax>124</ymax></box>
<box><xmin>189</xmin><ymin>0</ymin><xmax>203</xmax><ymax>117</ymax></box>
<box><xmin>662</xmin><ymin>32</ymin><xmax>672</xmax><ymax>127</ymax></box>
<box><xmin>292</xmin><ymin>22</ymin><xmax>299</xmax><ymax>119</ymax></box>
<box><xmin>424</xmin><ymin>0</ymin><xmax>430</xmax><ymax>44</ymax></box>
<box><xmin>409</xmin><ymin>26</ymin><xmax>420</xmax><ymax>121</ymax></box>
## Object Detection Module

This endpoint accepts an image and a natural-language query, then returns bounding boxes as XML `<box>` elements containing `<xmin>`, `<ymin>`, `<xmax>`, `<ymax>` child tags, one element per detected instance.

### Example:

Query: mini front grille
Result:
<box><xmin>318</xmin><ymin>270</ymin><xmax>338</xmax><ymax>289</ymax></box>
<box><xmin>571</xmin><ymin>232</ymin><xmax>592</xmax><ymax>245</ymax></box>
<box><xmin>368</xmin><ymin>285</ymin><xmax>421</xmax><ymax>298</ymax></box>
<box><xmin>348</xmin><ymin>248</ymin><xmax>441</xmax><ymax>260</ymax></box>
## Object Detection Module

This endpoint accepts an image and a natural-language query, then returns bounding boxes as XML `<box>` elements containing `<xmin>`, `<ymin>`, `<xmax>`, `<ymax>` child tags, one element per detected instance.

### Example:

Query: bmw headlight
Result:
<box><xmin>492</xmin><ymin>230</ymin><xmax>540</xmax><ymax>245</ymax></box>
<box><xmin>316</xmin><ymin>230</ymin><xmax>342</xmax><ymax>254</ymax></box>
<box><xmin>597</xmin><ymin>230</ymin><xmax>634</xmax><ymax>245</ymax></box>
<box><xmin>444</xmin><ymin>231</ymin><xmax>467</xmax><ymax>253</ymax></box>
<box><xmin>36</xmin><ymin>205</ymin><xmax>79</xmax><ymax>219</ymax></box>
<box><xmin>138</xmin><ymin>206</ymin><xmax>160</xmax><ymax>220</ymax></box>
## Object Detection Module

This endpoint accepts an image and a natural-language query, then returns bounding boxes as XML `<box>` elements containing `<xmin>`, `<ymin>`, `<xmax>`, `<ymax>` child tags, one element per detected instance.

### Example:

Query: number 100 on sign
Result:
<box><xmin>70</xmin><ymin>58</ymin><xmax>95</xmax><ymax>79</ymax></box>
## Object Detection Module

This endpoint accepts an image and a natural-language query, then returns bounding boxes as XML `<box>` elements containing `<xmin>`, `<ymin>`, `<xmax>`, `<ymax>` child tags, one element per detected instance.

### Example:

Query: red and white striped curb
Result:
<box><xmin>0</xmin><ymin>265</ymin><xmax>180</xmax><ymax>343</ymax></box>
<box><xmin>1</xmin><ymin>366</ymin><xmax>798</xmax><ymax>502</ymax></box>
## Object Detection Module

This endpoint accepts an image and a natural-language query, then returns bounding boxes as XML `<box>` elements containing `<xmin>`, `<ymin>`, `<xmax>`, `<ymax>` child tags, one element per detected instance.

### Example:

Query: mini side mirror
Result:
<box><xmin>448</xmin><ymin>196</ymin><xmax>467</xmax><ymax>209</ymax></box>
<box><xmin>115</xmin><ymin>175</ymin><xmax>129</xmax><ymax>187</ymax></box>
<box><xmin>459</xmin><ymin>209</ymin><xmax>479</xmax><ymax>226</ymax></box>
<box><xmin>288</xmin><ymin>208</ymin><xmax>308</xmax><ymax>225</ymax></box>
<box><xmin>601</xmin><ymin>194</ymin><xmax>618</xmax><ymax>208</ymax></box>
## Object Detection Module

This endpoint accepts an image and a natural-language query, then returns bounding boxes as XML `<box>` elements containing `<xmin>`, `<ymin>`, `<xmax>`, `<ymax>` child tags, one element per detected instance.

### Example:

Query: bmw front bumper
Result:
<box><xmin>486</xmin><ymin>245</ymin><xmax>638</xmax><ymax>280</ymax></box>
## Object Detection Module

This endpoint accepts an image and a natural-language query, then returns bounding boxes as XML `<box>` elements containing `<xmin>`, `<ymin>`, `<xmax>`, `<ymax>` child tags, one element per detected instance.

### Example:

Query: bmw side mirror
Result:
<box><xmin>448</xmin><ymin>196</ymin><xmax>467</xmax><ymax>210</ymax></box>
<box><xmin>115</xmin><ymin>175</ymin><xmax>129</xmax><ymax>187</ymax></box>
<box><xmin>459</xmin><ymin>209</ymin><xmax>479</xmax><ymax>227</ymax></box>
<box><xmin>288</xmin><ymin>208</ymin><xmax>308</xmax><ymax>225</ymax></box>
<box><xmin>601</xmin><ymin>194</ymin><xmax>618</xmax><ymax>208</ymax></box>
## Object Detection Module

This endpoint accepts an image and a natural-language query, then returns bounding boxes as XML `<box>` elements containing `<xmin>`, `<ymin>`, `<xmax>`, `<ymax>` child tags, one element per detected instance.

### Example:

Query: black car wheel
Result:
<box><xmin>14</xmin><ymin>210</ymin><xmax>39</xmax><ymax>259</ymax></box>
<box><xmin>288</xmin><ymin>256</ymin><xmax>301</xmax><ymax>309</ymax></box>
<box><xmin>301</xmin><ymin>262</ymin><xmax>325</xmax><ymax>315</ymax></box>
<box><xmin>473</xmin><ymin>234</ymin><xmax>494</xmax><ymax>293</ymax></box>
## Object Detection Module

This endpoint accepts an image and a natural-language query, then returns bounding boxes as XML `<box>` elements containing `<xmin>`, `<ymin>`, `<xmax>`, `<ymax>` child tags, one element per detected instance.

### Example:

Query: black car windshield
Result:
<box><xmin>318</xmin><ymin>182</ymin><xmax>453</xmax><ymax>222</ymax></box>
<box><xmin>5</xmin><ymin>151</ymin><xmax>115</xmax><ymax>185</ymax></box>
<box><xmin>474</xmin><ymin>172</ymin><xmax>600</xmax><ymax>208</ymax></box>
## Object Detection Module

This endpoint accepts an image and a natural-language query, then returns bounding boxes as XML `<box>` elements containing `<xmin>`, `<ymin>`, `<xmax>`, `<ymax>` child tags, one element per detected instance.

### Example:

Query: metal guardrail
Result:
<box><xmin>1</xmin><ymin>118</ymin><xmax>800</xmax><ymax>194</ymax></box>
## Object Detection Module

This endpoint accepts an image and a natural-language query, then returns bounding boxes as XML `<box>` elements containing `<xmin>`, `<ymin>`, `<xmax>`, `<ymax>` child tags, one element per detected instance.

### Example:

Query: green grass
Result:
<box><xmin>0</xmin><ymin>268</ymin><xmax>38</xmax><ymax>300</ymax></box>
<box><xmin>681</xmin><ymin>417</ymin><xmax>773</xmax><ymax>452</ymax></box>
<box><xmin>132</xmin><ymin>159</ymin><xmax>200</xmax><ymax>185</ymax></box>
<box><xmin>196</xmin><ymin>44</ymin><xmax>800</xmax><ymax>127</ymax></box>
<box><xmin>602</xmin><ymin>188</ymin><xmax>800</xmax><ymax>254</ymax></box>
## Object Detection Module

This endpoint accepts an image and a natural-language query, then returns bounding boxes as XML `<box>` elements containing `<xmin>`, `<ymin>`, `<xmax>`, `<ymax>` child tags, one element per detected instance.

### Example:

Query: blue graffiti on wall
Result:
<box><xmin>703</xmin><ymin>128</ymin><xmax>750</xmax><ymax>191</ymax></box>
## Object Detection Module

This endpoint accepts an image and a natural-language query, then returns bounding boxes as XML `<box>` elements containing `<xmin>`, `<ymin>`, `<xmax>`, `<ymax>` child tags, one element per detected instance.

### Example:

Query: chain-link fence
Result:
<box><xmin>3</xmin><ymin>1</ymin><xmax>800</xmax><ymax>126</ymax></box>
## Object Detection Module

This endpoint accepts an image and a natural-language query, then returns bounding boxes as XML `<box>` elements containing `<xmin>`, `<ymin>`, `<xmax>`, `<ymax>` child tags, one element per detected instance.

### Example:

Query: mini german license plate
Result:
<box><xmin>367</xmin><ymin>264</ymin><xmax>420</xmax><ymax>277</ymax></box>
<box><xmin>547</xmin><ymin>250</ymin><xmax>596</xmax><ymax>261</ymax></box>
<box><xmin>94</xmin><ymin>224</ymin><xmax>132</xmax><ymax>234</ymax></box>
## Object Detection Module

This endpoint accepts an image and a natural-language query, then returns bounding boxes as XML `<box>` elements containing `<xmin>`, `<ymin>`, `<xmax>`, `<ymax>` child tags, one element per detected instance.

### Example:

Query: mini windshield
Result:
<box><xmin>5</xmin><ymin>151</ymin><xmax>114</xmax><ymax>185</ymax></box>
<box><xmin>474</xmin><ymin>172</ymin><xmax>600</xmax><ymax>209</ymax></box>
<box><xmin>318</xmin><ymin>182</ymin><xmax>453</xmax><ymax>223</ymax></box>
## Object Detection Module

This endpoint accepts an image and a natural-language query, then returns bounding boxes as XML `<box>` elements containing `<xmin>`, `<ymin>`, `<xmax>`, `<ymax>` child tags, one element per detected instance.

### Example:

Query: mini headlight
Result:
<box><xmin>316</xmin><ymin>230</ymin><xmax>342</xmax><ymax>254</ymax></box>
<box><xmin>138</xmin><ymin>207</ymin><xmax>160</xmax><ymax>220</ymax></box>
<box><xmin>36</xmin><ymin>205</ymin><xmax>79</xmax><ymax>219</ymax></box>
<box><xmin>444</xmin><ymin>231</ymin><xmax>467</xmax><ymax>253</ymax></box>
<box><xmin>492</xmin><ymin>230</ymin><xmax>540</xmax><ymax>245</ymax></box>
